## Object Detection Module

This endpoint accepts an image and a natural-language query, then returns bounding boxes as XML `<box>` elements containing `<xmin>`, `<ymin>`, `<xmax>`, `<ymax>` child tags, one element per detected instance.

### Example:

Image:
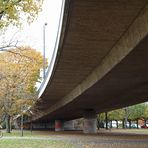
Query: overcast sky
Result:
<box><xmin>0</xmin><ymin>0</ymin><xmax>63</xmax><ymax>87</ymax></box>
<box><xmin>0</xmin><ymin>0</ymin><xmax>63</xmax><ymax>59</ymax></box>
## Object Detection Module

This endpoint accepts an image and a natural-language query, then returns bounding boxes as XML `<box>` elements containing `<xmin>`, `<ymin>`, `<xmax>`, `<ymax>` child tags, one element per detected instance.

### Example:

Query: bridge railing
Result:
<box><xmin>37</xmin><ymin>0</ymin><xmax>66</xmax><ymax>98</ymax></box>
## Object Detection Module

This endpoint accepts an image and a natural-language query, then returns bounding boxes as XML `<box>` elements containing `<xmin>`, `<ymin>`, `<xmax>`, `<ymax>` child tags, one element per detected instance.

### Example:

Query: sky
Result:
<box><xmin>0</xmin><ymin>0</ymin><xmax>63</xmax><ymax>88</ymax></box>
<box><xmin>0</xmin><ymin>0</ymin><xmax>63</xmax><ymax>60</ymax></box>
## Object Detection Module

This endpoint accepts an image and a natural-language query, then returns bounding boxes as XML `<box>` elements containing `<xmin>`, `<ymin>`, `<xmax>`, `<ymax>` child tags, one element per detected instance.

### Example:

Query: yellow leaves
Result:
<box><xmin>0</xmin><ymin>46</ymin><xmax>43</xmax><ymax>116</ymax></box>
<box><xmin>0</xmin><ymin>0</ymin><xmax>44</xmax><ymax>29</ymax></box>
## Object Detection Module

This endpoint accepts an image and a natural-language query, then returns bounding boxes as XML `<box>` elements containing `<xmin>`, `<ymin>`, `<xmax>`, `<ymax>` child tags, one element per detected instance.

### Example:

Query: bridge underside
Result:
<box><xmin>32</xmin><ymin>0</ymin><xmax>148</xmax><ymax>122</ymax></box>
<box><xmin>36</xmin><ymin>36</ymin><xmax>148</xmax><ymax>122</ymax></box>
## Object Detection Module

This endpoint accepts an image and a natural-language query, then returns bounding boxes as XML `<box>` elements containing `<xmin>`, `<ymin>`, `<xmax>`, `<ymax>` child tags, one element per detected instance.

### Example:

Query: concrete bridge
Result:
<box><xmin>31</xmin><ymin>0</ymin><xmax>148</xmax><ymax>133</ymax></box>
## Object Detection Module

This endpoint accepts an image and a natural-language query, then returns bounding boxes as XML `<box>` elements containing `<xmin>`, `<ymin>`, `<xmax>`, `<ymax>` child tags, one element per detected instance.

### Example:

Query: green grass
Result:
<box><xmin>2</xmin><ymin>130</ymin><xmax>55</xmax><ymax>137</ymax></box>
<box><xmin>0</xmin><ymin>139</ymin><xmax>73</xmax><ymax>148</ymax></box>
<box><xmin>0</xmin><ymin>130</ymin><xmax>74</xmax><ymax>148</ymax></box>
<box><xmin>3</xmin><ymin>130</ymin><xmax>33</xmax><ymax>137</ymax></box>
<box><xmin>1</xmin><ymin>129</ymin><xmax>147</xmax><ymax>148</ymax></box>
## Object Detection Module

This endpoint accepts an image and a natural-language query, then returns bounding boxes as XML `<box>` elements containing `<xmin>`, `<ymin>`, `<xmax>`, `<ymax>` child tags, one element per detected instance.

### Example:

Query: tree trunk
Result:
<box><xmin>21</xmin><ymin>114</ymin><xmax>24</xmax><ymax>136</ymax></box>
<box><xmin>136</xmin><ymin>119</ymin><xmax>139</xmax><ymax>129</ymax></box>
<box><xmin>124</xmin><ymin>108</ymin><xmax>128</xmax><ymax>129</ymax></box>
<box><xmin>144</xmin><ymin>119</ymin><xmax>147</xmax><ymax>126</ymax></box>
<box><xmin>97</xmin><ymin>118</ymin><xmax>100</xmax><ymax>130</ymax></box>
<box><xmin>129</xmin><ymin>120</ymin><xmax>131</xmax><ymax>129</ymax></box>
<box><xmin>122</xmin><ymin>119</ymin><xmax>125</xmax><ymax>129</ymax></box>
<box><xmin>116</xmin><ymin>120</ymin><xmax>118</xmax><ymax>129</ymax></box>
<box><xmin>5</xmin><ymin>114</ymin><xmax>11</xmax><ymax>133</ymax></box>
<box><xmin>30</xmin><ymin>121</ymin><xmax>33</xmax><ymax>133</ymax></box>
<box><xmin>110</xmin><ymin>120</ymin><xmax>112</xmax><ymax>128</ymax></box>
<box><xmin>105</xmin><ymin>112</ymin><xmax>108</xmax><ymax>130</ymax></box>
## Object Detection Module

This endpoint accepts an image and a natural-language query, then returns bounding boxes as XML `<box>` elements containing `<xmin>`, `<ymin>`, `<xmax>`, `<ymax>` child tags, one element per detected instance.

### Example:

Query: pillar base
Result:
<box><xmin>55</xmin><ymin>120</ymin><xmax>64</xmax><ymax>131</ymax></box>
<box><xmin>83</xmin><ymin>109</ymin><xmax>97</xmax><ymax>133</ymax></box>
<box><xmin>64</xmin><ymin>120</ymin><xmax>75</xmax><ymax>130</ymax></box>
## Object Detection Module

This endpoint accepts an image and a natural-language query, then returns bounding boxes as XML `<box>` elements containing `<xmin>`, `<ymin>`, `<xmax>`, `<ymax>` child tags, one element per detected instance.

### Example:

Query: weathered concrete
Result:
<box><xmin>64</xmin><ymin>120</ymin><xmax>75</xmax><ymax>131</ymax></box>
<box><xmin>31</xmin><ymin>0</ymin><xmax>148</xmax><ymax>122</ymax></box>
<box><xmin>55</xmin><ymin>120</ymin><xmax>64</xmax><ymax>131</ymax></box>
<box><xmin>83</xmin><ymin>110</ymin><xmax>97</xmax><ymax>134</ymax></box>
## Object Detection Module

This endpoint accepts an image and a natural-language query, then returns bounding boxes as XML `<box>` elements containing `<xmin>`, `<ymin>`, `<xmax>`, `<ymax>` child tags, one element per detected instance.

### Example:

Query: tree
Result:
<box><xmin>0</xmin><ymin>0</ymin><xmax>44</xmax><ymax>29</ymax></box>
<box><xmin>0</xmin><ymin>33</ymin><xmax>20</xmax><ymax>52</ymax></box>
<box><xmin>128</xmin><ymin>103</ymin><xmax>146</xmax><ymax>121</ymax></box>
<box><xmin>0</xmin><ymin>46</ymin><xmax>43</xmax><ymax>132</ymax></box>
<box><xmin>108</xmin><ymin>109</ymin><xmax>125</xmax><ymax>128</ymax></box>
<box><xmin>139</xmin><ymin>103</ymin><xmax>148</xmax><ymax>126</ymax></box>
<box><xmin>143</xmin><ymin>103</ymin><xmax>148</xmax><ymax>119</ymax></box>
<box><xmin>123</xmin><ymin>104</ymin><xmax>146</xmax><ymax>128</ymax></box>
<box><xmin>108</xmin><ymin>109</ymin><xmax>125</xmax><ymax>121</ymax></box>
<box><xmin>98</xmin><ymin>103</ymin><xmax>148</xmax><ymax>129</ymax></box>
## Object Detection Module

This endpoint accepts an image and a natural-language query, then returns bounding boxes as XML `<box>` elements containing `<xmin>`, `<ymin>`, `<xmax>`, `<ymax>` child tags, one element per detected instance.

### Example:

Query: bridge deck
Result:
<box><xmin>32</xmin><ymin>0</ymin><xmax>148</xmax><ymax>122</ymax></box>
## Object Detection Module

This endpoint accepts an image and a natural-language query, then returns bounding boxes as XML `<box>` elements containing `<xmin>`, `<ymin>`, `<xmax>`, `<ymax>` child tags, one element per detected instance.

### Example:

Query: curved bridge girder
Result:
<box><xmin>32</xmin><ymin>0</ymin><xmax>148</xmax><ymax>122</ymax></box>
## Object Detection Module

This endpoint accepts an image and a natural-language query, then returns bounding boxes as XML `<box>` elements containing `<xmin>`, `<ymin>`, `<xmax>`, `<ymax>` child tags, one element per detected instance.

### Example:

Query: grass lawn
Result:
<box><xmin>0</xmin><ymin>139</ymin><xmax>74</xmax><ymax>148</ymax></box>
<box><xmin>2</xmin><ymin>130</ymin><xmax>59</xmax><ymax>137</ymax></box>
<box><xmin>0</xmin><ymin>130</ymin><xmax>74</xmax><ymax>148</ymax></box>
<box><xmin>1</xmin><ymin>129</ymin><xmax>148</xmax><ymax>148</ymax></box>
<box><xmin>3</xmin><ymin>130</ymin><xmax>33</xmax><ymax>137</ymax></box>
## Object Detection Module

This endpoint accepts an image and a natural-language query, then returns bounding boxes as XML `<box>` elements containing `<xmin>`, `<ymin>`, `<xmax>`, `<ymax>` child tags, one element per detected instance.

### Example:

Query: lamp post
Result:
<box><xmin>28</xmin><ymin>110</ymin><xmax>33</xmax><ymax>133</ymax></box>
<box><xmin>43</xmin><ymin>22</ymin><xmax>47</xmax><ymax>80</ymax></box>
<box><xmin>20</xmin><ymin>106</ymin><xmax>25</xmax><ymax>137</ymax></box>
<box><xmin>21</xmin><ymin>113</ymin><xmax>24</xmax><ymax>137</ymax></box>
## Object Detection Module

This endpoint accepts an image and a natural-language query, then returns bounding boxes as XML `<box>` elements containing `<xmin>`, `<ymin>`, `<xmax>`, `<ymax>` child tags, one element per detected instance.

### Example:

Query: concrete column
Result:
<box><xmin>55</xmin><ymin>120</ymin><xmax>64</xmax><ymax>131</ymax></box>
<box><xmin>64</xmin><ymin>120</ymin><xmax>75</xmax><ymax>131</ymax></box>
<box><xmin>83</xmin><ymin>109</ymin><xmax>97</xmax><ymax>133</ymax></box>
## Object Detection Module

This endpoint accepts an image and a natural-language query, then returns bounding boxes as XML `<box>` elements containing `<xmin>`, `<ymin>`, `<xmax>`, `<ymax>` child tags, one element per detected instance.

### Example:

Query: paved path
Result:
<box><xmin>1</xmin><ymin>129</ymin><xmax>148</xmax><ymax>148</ymax></box>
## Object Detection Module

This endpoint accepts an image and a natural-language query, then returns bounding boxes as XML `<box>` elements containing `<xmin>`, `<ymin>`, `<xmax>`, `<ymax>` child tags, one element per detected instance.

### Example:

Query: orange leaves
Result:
<box><xmin>0</xmin><ymin>0</ymin><xmax>44</xmax><ymax>29</ymax></box>
<box><xmin>0</xmin><ymin>46</ymin><xmax>43</xmax><ymax>116</ymax></box>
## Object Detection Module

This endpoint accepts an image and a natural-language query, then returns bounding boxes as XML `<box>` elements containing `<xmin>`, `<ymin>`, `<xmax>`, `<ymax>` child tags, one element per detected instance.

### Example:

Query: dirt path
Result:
<box><xmin>29</xmin><ymin>129</ymin><xmax>148</xmax><ymax>148</ymax></box>
<box><xmin>1</xmin><ymin>129</ymin><xmax>148</xmax><ymax>148</ymax></box>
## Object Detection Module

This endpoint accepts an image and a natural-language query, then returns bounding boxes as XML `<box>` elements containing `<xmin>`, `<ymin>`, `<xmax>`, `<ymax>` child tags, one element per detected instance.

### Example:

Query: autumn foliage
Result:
<box><xmin>0</xmin><ymin>0</ymin><xmax>44</xmax><ymax>29</ymax></box>
<box><xmin>0</xmin><ymin>47</ymin><xmax>43</xmax><ymax>128</ymax></box>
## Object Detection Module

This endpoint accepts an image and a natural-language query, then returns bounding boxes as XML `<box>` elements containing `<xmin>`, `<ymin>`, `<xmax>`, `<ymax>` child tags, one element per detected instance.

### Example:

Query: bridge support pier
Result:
<box><xmin>55</xmin><ymin>120</ymin><xmax>64</xmax><ymax>131</ymax></box>
<box><xmin>83</xmin><ymin>109</ymin><xmax>97</xmax><ymax>134</ymax></box>
<box><xmin>64</xmin><ymin>120</ymin><xmax>75</xmax><ymax>131</ymax></box>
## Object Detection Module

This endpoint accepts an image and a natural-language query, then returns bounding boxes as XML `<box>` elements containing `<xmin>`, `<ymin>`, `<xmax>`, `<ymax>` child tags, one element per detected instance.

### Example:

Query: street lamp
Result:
<box><xmin>20</xmin><ymin>108</ymin><xmax>33</xmax><ymax>136</ymax></box>
<box><xmin>21</xmin><ymin>113</ymin><xmax>24</xmax><ymax>137</ymax></box>
<box><xmin>28</xmin><ymin>110</ymin><xmax>33</xmax><ymax>133</ymax></box>
<box><xmin>20</xmin><ymin>106</ymin><xmax>25</xmax><ymax>137</ymax></box>
<box><xmin>43</xmin><ymin>22</ymin><xmax>47</xmax><ymax>80</ymax></box>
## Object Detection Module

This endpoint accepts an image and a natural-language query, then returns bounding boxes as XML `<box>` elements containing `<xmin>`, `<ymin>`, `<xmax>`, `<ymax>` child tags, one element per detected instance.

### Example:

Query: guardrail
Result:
<box><xmin>37</xmin><ymin>0</ymin><xmax>67</xmax><ymax>98</ymax></box>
